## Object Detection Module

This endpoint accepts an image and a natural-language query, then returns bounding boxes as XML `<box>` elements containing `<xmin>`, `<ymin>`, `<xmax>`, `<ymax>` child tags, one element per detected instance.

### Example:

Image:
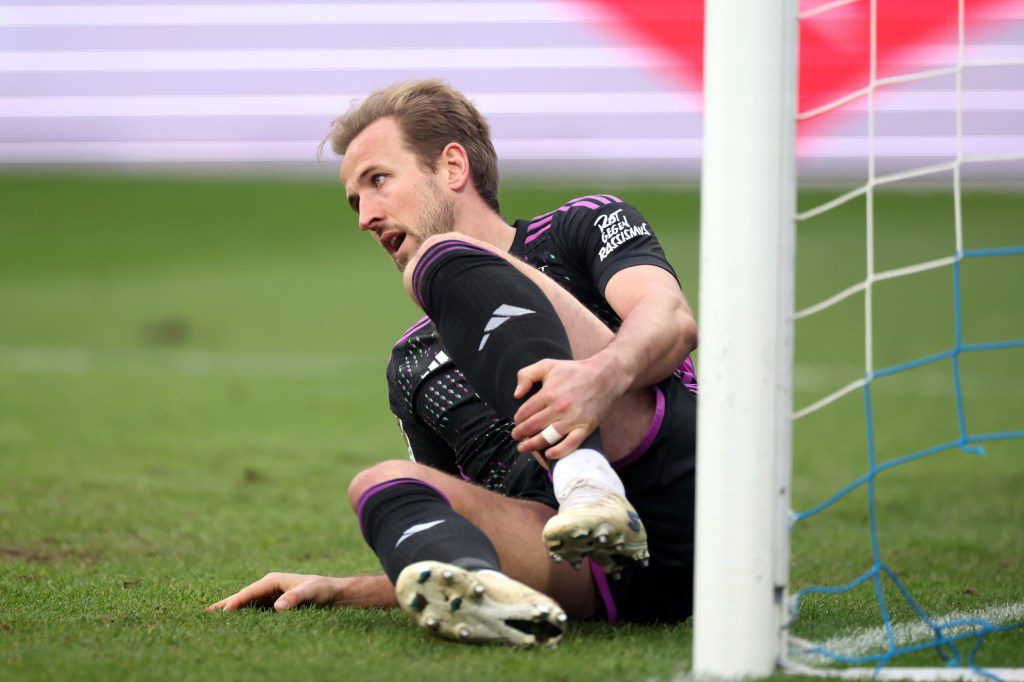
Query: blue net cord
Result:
<box><xmin>790</xmin><ymin>247</ymin><xmax>1024</xmax><ymax>680</ymax></box>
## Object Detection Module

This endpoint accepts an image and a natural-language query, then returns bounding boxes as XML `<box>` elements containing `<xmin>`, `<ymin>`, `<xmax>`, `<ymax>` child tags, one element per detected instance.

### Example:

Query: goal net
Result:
<box><xmin>694</xmin><ymin>0</ymin><xmax>1023</xmax><ymax>679</ymax></box>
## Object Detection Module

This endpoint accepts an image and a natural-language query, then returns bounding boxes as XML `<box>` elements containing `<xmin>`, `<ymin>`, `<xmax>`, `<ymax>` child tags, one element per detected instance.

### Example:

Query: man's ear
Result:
<box><xmin>440</xmin><ymin>143</ymin><xmax>470</xmax><ymax>191</ymax></box>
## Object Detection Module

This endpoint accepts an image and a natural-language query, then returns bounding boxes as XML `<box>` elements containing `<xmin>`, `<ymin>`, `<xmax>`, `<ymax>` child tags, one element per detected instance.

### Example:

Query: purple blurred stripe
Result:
<box><xmin>0</xmin><ymin>1</ymin><xmax>1020</xmax><ymax>174</ymax></box>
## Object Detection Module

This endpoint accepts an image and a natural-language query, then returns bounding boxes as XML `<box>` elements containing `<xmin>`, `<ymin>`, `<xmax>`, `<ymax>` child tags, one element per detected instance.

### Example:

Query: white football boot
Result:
<box><xmin>542</xmin><ymin>478</ymin><xmax>649</xmax><ymax>576</ymax></box>
<box><xmin>395</xmin><ymin>561</ymin><xmax>567</xmax><ymax>648</ymax></box>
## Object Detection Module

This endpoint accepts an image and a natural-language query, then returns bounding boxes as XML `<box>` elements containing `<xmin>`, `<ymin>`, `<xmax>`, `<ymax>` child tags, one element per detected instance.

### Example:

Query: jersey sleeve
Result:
<box><xmin>558</xmin><ymin>199</ymin><xmax>679</xmax><ymax>295</ymax></box>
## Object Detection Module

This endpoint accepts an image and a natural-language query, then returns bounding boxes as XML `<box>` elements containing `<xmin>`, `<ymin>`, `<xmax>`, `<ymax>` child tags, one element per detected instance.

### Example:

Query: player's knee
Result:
<box><xmin>346</xmin><ymin>459</ymin><xmax>424</xmax><ymax>510</ymax></box>
<box><xmin>401</xmin><ymin>232</ymin><xmax>476</xmax><ymax>301</ymax></box>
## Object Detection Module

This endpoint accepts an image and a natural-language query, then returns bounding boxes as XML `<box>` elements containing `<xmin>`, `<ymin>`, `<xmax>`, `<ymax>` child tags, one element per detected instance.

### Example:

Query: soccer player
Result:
<box><xmin>208</xmin><ymin>80</ymin><xmax>698</xmax><ymax>648</ymax></box>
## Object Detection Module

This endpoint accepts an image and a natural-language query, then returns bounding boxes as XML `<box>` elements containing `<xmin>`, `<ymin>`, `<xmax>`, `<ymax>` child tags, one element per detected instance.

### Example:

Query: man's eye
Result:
<box><xmin>372</xmin><ymin>174</ymin><xmax>385</xmax><ymax>187</ymax></box>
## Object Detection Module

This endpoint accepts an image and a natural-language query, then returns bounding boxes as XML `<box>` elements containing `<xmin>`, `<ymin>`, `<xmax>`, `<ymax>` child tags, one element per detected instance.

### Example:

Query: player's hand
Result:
<box><xmin>511</xmin><ymin>355</ymin><xmax>629</xmax><ymax>459</ymax></box>
<box><xmin>206</xmin><ymin>572</ymin><xmax>348</xmax><ymax>612</ymax></box>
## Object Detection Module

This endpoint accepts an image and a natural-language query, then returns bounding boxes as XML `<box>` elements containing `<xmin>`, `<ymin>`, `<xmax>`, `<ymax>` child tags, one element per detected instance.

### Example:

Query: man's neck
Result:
<box><xmin>452</xmin><ymin>203</ymin><xmax>516</xmax><ymax>252</ymax></box>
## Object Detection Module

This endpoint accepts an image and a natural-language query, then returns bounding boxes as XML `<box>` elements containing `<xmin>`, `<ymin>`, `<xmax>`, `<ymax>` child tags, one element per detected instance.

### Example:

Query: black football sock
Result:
<box><xmin>356</xmin><ymin>478</ymin><xmax>501</xmax><ymax>584</ymax></box>
<box><xmin>409</xmin><ymin>239</ymin><xmax>603</xmax><ymax>453</ymax></box>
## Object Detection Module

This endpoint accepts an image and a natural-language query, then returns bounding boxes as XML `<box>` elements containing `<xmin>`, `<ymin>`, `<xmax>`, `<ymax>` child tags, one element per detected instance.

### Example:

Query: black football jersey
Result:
<box><xmin>385</xmin><ymin>195</ymin><xmax>697</xmax><ymax>494</ymax></box>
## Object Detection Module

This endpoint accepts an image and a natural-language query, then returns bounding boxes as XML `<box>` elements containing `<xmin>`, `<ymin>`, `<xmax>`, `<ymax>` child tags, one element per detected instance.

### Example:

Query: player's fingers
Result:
<box><xmin>205</xmin><ymin>597</ymin><xmax>230</xmax><ymax>612</ymax></box>
<box><xmin>515</xmin><ymin>411</ymin><xmax>563</xmax><ymax>453</ymax></box>
<box><xmin>214</xmin><ymin>574</ymin><xmax>282</xmax><ymax>612</ymax></box>
<box><xmin>274</xmin><ymin>584</ymin><xmax>308</xmax><ymax>611</ymax></box>
<box><xmin>511</xmin><ymin>400</ymin><xmax>556</xmax><ymax>441</ymax></box>
<box><xmin>544</xmin><ymin>426</ymin><xmax>590</xmax><ymax>460</ymax></box>
<box><xmin>519</xmin><ymin>420</ymin><xmax>573</xmax><ymax>455</ymax></box>
<box><xmin>275</xmin><ymin>577</ymin><xmax>340</xmax><ymax>610</ymax></box>
<box><xmin>514</xmin><ymin>360</ymin><xmax>551</xmax><ymax>399</ymax></box>
<box><xmin>512</xmin><ymin>392</ymin><xmax>551</xmax><ymax>432</ymax></box>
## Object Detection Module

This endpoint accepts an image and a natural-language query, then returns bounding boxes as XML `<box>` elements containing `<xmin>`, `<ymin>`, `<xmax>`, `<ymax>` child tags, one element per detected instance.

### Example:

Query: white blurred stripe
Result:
<box><xmin>0</xmin><ymin>3</ymin><xmax>608</xmax><ymax>27</ymax></box>
<box><xmin>0</xmin><ymin>93</ymin><xmax>697</xmax><ymax>117</ymax></box>
<box><xmin>3</xmin><ymin>137</ymin><xmax>1022</xmax><ymax>163</ymax></box>
<box><xmin>8</xmin><ymin>90</ymin><xmax>1024</xmax><ymax>118</ymax></box>
<box><xmin>0</xmin><ymin>47</ymin><xmax>674</xmax><ymax>72</ymax></box>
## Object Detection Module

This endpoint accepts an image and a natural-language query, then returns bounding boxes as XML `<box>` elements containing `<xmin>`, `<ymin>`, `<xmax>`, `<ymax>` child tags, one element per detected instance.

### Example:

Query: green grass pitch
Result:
<box><xmin>1</xmin><ymin>173</ymin><xmax>1021</xmax><ymax>680</ymax></box>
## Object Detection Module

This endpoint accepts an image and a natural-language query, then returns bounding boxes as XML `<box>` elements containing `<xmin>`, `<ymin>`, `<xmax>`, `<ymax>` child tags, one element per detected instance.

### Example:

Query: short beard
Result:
<box><xmin>395</xmin><ymin>180</ymin><xmax>456</xmax><ymax>271</ymax></box>
<box><xmin>419</xmin><ymin>179</ymin><xmax>457</xmax><ymax>241</ymax></box>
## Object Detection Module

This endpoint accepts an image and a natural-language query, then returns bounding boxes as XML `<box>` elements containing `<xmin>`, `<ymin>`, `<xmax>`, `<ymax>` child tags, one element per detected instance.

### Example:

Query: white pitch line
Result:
<box><xmin>0</xmin><ymin>345</ymin><xmax>376</xmax><ymax>380</ymax></box>
<box><xmin>789</xmin><ymin>601</ymin><xmax>1024</xmax><ymax>667</ymax></box>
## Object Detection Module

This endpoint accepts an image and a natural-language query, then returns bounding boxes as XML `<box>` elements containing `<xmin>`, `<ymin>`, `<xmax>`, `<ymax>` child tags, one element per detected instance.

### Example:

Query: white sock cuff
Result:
<box><xmin>552</xmin><ymin>448</ymin><xmax>626</xmax><ymax>500</ymax></box>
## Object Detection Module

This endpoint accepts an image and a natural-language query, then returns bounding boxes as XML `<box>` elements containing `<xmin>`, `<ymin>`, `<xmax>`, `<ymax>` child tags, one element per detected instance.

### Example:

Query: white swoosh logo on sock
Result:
<box><xmin>395</xmin><ymin>519</ymin><xmax>445</xmax><ymax>547</ymax></box>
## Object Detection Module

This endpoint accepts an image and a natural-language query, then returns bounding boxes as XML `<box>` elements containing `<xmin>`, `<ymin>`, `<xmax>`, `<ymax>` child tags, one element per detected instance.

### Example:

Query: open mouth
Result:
<box><xmin>381</xmin><ymin>230</ymin><xmax>406</xmax><ymax>256</ymax></box>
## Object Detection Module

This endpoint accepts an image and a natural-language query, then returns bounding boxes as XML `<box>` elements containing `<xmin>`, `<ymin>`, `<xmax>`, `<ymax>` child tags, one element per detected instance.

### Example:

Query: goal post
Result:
<box><xmin>693</xmin><ymin>0</ymin><xmax>799</xmax><ymax>677</ymax></box>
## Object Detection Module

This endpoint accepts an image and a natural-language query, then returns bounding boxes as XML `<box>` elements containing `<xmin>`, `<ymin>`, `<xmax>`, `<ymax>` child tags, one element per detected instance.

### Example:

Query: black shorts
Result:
<box><xmin>504</xmin><ymin>376</ymin><xmax>697</xmax><ymax>625</ymax></box>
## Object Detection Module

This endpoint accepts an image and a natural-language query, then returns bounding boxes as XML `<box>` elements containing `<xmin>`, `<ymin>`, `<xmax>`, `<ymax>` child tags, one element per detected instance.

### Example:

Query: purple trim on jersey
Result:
<box><xmin>676</xmin><ymin>356</ymin><xmax>699</xmax><ymax>395</ymax></box>
<box><xmin>601</xmin><ymin>194</ymin><xmax>624</xmax><ymax>203</ymax></box>
<box><xmin>526</xmin><ymin>194</ymin><xmax>620</xmax><ymax>231</ymax></box>
<box><xmin>394</xmin><ymin>315</ymin><xmax>431</xmax><ymax>347</ymax></box>
<box><xmin>613</xmin><ymin>385</ymin><xmax>666</xmax><ymax>471</ymax></box>
<box><xmin>528</xmin><ymin>194</ymin><xmax>612</xmax><ymax>221</ymax></box>
<box><xmin>355</xmin><ymin>477</ymin><xmax>451</xmax><ymax>539</ymax></box>
<box><xmin>527</xmin><ymin>214</ymin><xmax>555</xmax><ymax>231</ymax></box>
<box><xmin>524</xmin><ymin>225</ymin><xmax>553</xmax><ymax>244</ymax></box>
<box><xmin>456</xmin><ymin>463</ymin><xmax>472</xmax><ymax>483</ymax></box>
<box><xmin>587</xmin><ymin>557</ymin><xmax>618</xmax><ymax>625</ymax></box>
<box><xmin>411</xmin><ymin>241</ymin><xmax>489</xmax><ymax>307</ymax></box>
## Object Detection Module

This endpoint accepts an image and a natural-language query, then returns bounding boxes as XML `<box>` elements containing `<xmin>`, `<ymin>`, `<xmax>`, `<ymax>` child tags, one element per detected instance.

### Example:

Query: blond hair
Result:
<box><xmin>324</xmin><ymin>79</ymin><xmax>501</xmax><ymax>213</ymax></box>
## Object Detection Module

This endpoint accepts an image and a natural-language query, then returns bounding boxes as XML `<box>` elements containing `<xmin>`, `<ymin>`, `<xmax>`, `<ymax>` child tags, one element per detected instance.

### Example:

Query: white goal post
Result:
<box><xmin>693</xmin><ymin>0</ymin><xmax>799</xmax><ymax>678</ymax></box>
<box><xmin>694</xmin><ymin>0</ymin><xmax>1023</xmax><ymax>679</ymax></box>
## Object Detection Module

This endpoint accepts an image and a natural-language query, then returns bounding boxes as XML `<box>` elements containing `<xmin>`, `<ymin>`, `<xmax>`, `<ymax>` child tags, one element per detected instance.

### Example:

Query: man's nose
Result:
<box><xmin>359</xmin><ymin>202</ymin><xmax>384</xmax><ymax>232</ymax></box>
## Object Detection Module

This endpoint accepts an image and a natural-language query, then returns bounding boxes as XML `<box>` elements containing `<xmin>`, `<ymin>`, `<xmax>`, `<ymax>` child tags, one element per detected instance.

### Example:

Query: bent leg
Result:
<box><xmin>402</xmin><ymin>232</ymin><xmax>654</xmax><ymax>461</ymax></box>
<box><xmin>348</xmin><ymin>460</ymin><xmax>600</xmax><ymax>619</ymax></box>
<box><xmin>399</xmin><ymin>234</ymin><xmax>654</xmax><ymax>575</ymax></box>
